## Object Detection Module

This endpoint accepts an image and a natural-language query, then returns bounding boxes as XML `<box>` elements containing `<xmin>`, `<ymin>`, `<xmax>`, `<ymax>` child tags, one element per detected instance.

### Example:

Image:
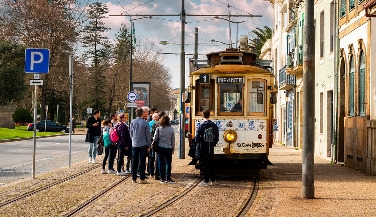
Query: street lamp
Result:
<box><xmin>213</xmin><ymin>16</ymin><xmax>244</xmax><ymax>48</ymax></box>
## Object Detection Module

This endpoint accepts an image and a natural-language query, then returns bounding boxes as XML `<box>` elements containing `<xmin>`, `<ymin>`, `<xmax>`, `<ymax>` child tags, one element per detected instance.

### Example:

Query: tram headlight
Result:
<box><xmin>223</xmin><ymin>130</ymin><xmax>237</xmax><ymax>143</ymax></box>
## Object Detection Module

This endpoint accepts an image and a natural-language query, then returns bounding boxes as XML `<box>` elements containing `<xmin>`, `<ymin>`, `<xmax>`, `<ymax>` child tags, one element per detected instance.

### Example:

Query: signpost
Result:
<box><xmin>25</xmin><ymin>48</ymin><xmax>49</xmax><ymax>179</ymax></box>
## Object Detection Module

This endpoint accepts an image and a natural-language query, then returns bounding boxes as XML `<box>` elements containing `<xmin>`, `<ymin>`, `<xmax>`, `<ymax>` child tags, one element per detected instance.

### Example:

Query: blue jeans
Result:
<box><xmin>88</xmin><ymin>136</ymin><xmax>99</xmax><ymax>159</ymax></box>
<box><xmin>157</xmin><ymin>147</ymin><xmax>173</xmax><ymax>181</ymax></box>
<box><xmin>132</xmin><ymin>146</ymin><xmax>148</xmax><ymax>181</ymax></box>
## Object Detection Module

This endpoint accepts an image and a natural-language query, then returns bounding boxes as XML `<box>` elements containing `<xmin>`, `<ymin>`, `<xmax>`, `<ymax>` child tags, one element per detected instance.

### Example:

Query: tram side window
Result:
<box><xmin>248</xmin><ymin>80</ymin><xmax>266</xmax><ymax>113</ymax></box>
<box><xmin>219</xmin><ymin>83</ymin><xmax>243</xmax><ymax>113</ymax></box>
<box><xmin>196</xmin><ymin>80</ymin><xmax>214</xmax><ymax>113</ymax></box>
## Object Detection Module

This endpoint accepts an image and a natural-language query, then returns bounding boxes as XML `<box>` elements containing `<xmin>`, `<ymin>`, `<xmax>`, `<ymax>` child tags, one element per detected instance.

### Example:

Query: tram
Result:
<box><xmin>188</xmin><ymin>48</ymin><xmax>277</xmax><ymax>172</ymax></box>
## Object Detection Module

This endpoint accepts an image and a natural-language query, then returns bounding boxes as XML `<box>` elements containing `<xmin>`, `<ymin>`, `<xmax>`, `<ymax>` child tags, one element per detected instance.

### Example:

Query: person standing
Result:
<box><xmin>101</xmin><ymin>120</ymin><xmax>113</xmax><ymax>174</ymax></box>
<box><xmin>85</xmin><ymin>110</ymin><xmax>101</xmax><ymax>164</ymax></box>
<box><xmin>148</xmin><ymin>112</ymin><xmax>159</xmax><ymax>177</ymax></box>
<box><xmin>195</xmin><ymin>109</ymin><xmax>219</xmax><ymax>186</ymax></box>
<box><xmin>116</xmin><ymin>113</ymin><xmax>132</xmax><ymax>176</ymax></box>
<box><xmin>147</xmin><ymin>107</ymin><xmax>158</xmax><ymax>122</ymax></box>
<box><xmin>130</xmin><ymin>107</ymin><xmax>151</xmax><ymax>184</ymax></box>
<box><xmin>154</xmin><ymin>115</ymin><xmax>175</xmax><ymax>183</ymax></box>
<box><xmin>71</xmin><ymin>118</ymin><xmax>76</xmax><ymax>133</ymax></box>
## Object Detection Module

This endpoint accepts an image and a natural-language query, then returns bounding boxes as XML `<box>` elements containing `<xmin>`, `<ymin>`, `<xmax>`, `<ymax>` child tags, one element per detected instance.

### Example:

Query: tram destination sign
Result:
<box><xmin>217</xmin><ymin>77</ymin><xmax>244</xmax><ymax>84</ymax></box>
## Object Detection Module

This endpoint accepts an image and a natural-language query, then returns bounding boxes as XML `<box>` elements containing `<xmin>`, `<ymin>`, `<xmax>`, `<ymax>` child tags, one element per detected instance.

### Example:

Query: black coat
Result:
<box><xmin>85</xmin><ymin>116</ymin><xmax>101</xmax><ymax>143</ymax></box>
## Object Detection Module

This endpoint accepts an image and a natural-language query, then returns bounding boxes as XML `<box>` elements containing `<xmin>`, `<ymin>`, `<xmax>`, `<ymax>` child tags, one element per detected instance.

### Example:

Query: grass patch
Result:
<box><xmin>0</xmin><ymin>126</ymin><xmax>62</xmax><ymax>140</ymax></box>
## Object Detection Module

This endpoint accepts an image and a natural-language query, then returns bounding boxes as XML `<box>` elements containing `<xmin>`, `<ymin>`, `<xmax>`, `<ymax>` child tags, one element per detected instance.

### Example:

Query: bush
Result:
<box><xmin>13</xmin><ymin>107</ymin><xmax>33</xmax><ymax>123</ymax></box>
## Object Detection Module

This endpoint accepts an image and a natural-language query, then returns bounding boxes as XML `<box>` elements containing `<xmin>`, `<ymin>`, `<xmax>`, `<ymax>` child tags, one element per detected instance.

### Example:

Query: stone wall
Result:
<box><xmin>0</xmin><ymin>106</ymin><xmax>15</xmax><ymax>128</ymax></box>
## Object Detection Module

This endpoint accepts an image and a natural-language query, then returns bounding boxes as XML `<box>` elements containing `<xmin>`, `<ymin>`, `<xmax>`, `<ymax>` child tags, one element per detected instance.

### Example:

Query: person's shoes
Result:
<box><xmin>107</xmin><ymin>169</ymin><xmax>116</xmax><ymax>174</ymax></box>
<box><xmin>91</xmin><ymin>158</ymin><xmax>96</xmax><ymax>164</ymax></box>
<box><xmin>199</xmin><ymin>181</ymin><xmax>209</xmax><ymax>187</ymax></box>
<box><xmin>116</xmin><ymin>171</ymin><xmax>126</xmax><ymax>176</ymax></box>
<box><xmin>125</xmin><ymin>170</ymin><xmax>131</xmax><ymax>174</ymax></box>
<box><xmin>166</xmin><ymin>179</ymin><xmax>176</xmax><ymax>183</ymax></box>
<box><xmin>188</xmin><ymin>159</ymin><xmax>198</xmax><ymax>165</ymax></box>
<box><xmin>101</xmin><ymin>169</ymin><xmax>107</xmax><ymax>174</ymax></box>
<box><xmin>210</xmin><ymin>181</ymin><xmax>215</xmax><ymax>186</ymax></box>
<box><xmin>89</xmin><ymin>157</ymin><xmax>92</xmax><ymax>163</ymax></box>
<box><xmin>155</xmin><ymin>176</ymin><xmax>160</xmax><ymax>180</ymax></box>
<box><xmin>140</xmin><ymin>180</ymin><xmax>147</xmax><ymax>184</ymax></box>
<box><xmin>160</xmin><ymin>180</ymin><xmax>165</xmax><ymax>184</ymax></box>
<box><xmin>132</xmin><ymin>180</ymin><xmax>137</xmax><ymax>184</ymax></box>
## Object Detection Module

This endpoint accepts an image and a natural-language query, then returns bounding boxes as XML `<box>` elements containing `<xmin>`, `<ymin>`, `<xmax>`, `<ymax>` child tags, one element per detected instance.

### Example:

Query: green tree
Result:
<box><xmin>13</xmin><ymin>107</ymin><xmax>33</xmax><ymax>123</ymax></box>
<box><xmin>249</xmin><ymin>26</ymin><xmax>273</xmax><ymax>57</ymax></box>
<box><xmin>0</xmin><ymin>41</ymin><xmax>27</xmax><ymax>106</ymax></box>
<box><xmin>0</xmin><ymin>0</ymin><xmax>81</xmax><ymax>121</ymax></box>
<box><xmin>81</xmin><ymin>2</ymin><xmax>111</xmax><ymax>113</ymax></box>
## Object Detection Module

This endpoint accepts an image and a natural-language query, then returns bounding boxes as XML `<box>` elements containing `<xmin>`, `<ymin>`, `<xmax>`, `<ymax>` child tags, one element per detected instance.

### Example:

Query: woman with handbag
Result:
<box><xmin>154</xmin><ymin>115</ymin><xmax>175</xmax><ymax>183</ymax></box>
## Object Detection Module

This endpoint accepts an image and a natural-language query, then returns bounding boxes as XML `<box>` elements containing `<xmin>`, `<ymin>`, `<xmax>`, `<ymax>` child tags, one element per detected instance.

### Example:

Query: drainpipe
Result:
<box><xmin>332</xmin><ymin>0</ymin><xmax>340</xmax><ymax>163</ymax></box>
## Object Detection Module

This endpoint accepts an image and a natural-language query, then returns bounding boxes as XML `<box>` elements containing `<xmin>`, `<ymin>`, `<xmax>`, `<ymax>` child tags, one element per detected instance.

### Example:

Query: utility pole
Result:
<box><xmin>109</xmin><ymin>2</ymin><xmax>261</xmax><ymax>159</ymax></box>
<box><xmin>302</xmin><ymin>0</ymin><xmax>315</xmax><ymax>199</ymax></box>
<box><xmin>179</xmin><ymin>0</ymin><xmax>186</xmax><ymax>159</ymax></box>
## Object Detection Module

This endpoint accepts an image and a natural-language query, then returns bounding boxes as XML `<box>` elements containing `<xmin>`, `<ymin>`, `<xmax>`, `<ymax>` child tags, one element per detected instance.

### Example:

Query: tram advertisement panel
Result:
<box><xmin>131</xmin><ymin>82</ymin><xmax>150</xmax><ymax>107</ymax></box>
<box><xmin>195</xmin><ymin>119</ymin><xmax>267</xmax><ymax>154</ymax></box>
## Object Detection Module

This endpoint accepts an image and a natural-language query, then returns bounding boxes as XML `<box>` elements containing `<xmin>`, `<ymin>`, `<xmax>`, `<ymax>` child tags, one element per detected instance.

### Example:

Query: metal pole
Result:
<box><xmin>129</xmin><ymin>20</ymin><xmax>134</xmax><ymax>123</ymax></box>
<box><xmin>179</xmin><ymin>0</ymin><xmax>186</xmax><ymax>159</ymax></box>
<box><xmin>69</xmin><ymin>55</ymin><xmax>73</xmax><ymax>167</ymax></box>
<box><xmin>32</xmin><ymin>84</ymin><xmax>37</xmax><ymax>179</ymax></box>
<box><xmin>302</xmin><ymin>0</ymin><xmax>315</xmax><ymax>199</ymax></box>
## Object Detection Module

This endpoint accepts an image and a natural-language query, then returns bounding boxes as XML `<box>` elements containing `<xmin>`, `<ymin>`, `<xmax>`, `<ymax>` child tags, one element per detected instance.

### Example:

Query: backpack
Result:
<box><xmin>103</xmin><ymin>131</ymin><xmax>112</xmax><ymax>147</ymax></box>
<box><xmin>110</xmin><ymin>126</ymin><xmax>119</xmax><ymax>143</ymax></box>
<box><xmin>203</xmin><ymin>126</ymin><xmax>215</xmax><ymax>143</ymax></box>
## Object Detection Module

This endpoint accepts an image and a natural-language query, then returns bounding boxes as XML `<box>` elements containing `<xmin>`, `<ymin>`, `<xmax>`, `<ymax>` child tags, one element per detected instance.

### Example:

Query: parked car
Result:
<box><xmin>170</xmin><ymin>119</ymin><xmax>179</xmax><ymax>125</ymax></box>
<box><xmin>27</xmin><ymin>120</ymin><xmax>69</xmax><ymax>133</ymax></box>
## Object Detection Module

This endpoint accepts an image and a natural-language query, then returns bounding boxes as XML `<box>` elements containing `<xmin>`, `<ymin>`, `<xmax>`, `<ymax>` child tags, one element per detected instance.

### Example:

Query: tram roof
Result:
<box><xmin>191</xmin><ymin>49</ymin><xmax>273</xmax><ymax>75</ymax></box>
<box><xmin>191</xmin><ymin>64</ymin><xmax>272</xmax><ymax>75</ymax></box>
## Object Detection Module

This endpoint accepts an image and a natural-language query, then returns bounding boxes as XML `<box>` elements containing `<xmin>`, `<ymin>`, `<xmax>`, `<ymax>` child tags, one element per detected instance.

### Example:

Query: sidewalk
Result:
<box><xmin>249</xmin><ymin>143</ymin><xmax>376</xmax><ymax>216</ymax></box>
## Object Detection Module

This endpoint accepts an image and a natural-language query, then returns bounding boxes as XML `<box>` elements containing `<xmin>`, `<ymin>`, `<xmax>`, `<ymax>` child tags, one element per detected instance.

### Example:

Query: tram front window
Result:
<box><xmin>219</xmin><ymin>83</ymin><xmax>243</xmax><ymax>113</ymax></box>
<box><xmin>248</xmin><ymin>80</ymin><xmax>266</xmax><ymax>113</ymax></box>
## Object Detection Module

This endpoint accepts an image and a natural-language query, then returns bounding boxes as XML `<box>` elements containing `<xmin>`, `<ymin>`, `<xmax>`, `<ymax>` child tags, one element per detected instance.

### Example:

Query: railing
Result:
<box><xmin>279</xmin><ymin>65</ymin><xmax>296</xmax><ymax>90</ymax></box>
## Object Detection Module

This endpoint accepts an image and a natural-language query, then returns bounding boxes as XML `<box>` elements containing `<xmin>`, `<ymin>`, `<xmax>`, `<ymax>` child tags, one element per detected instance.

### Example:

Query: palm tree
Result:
<box><xmin>249</xmin><ymin>26</ymin><xmax>273</xmax><ymax>57</ymax></box>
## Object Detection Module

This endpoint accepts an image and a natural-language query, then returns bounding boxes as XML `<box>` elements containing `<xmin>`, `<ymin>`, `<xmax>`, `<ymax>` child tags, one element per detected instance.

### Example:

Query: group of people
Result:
<box><xmin>85</xmin><ymin>107</ymin><xmax>176</xmax><ymax>184</ymax></box>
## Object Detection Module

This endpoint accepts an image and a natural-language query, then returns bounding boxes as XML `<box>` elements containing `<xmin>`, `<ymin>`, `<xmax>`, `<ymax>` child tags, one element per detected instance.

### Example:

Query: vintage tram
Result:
<box><xmin>188</xmin><ymin>48</ymin><xmax>277</xmax><ymax>173</ymax></box>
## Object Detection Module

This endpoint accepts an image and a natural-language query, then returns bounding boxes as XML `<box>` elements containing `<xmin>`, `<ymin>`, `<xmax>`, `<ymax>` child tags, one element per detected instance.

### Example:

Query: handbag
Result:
<box><xmin>151</xmin><ymin>128</ymin><xmax>159</xmax><ymax>151</ymax></box>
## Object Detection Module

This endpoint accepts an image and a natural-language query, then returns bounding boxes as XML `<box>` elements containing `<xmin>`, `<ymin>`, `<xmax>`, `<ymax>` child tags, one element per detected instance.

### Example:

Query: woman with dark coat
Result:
<box><xmin>85</xmin><ymin>110</ymin><xmax>101</xmax><ymax>164</ymax></box>
<box><xmin>116</xmin><ymin>113</ymin><xmax>132</xmax><ymax>176</ymax></box>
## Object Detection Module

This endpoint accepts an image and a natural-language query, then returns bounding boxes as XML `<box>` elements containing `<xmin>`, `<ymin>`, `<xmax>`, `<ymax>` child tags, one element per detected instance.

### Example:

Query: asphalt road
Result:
<box><xmin>0</xmin><ymin>134</ymin><xmax>87</xmax><ymax>185</ymax></box>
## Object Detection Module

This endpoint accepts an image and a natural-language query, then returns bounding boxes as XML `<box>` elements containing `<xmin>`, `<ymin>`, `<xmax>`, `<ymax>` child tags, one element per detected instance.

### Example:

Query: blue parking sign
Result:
<box><xmin>25</xmin><ymin>48</ymin><xmax>50</xmax><ymax>74</ymax></box>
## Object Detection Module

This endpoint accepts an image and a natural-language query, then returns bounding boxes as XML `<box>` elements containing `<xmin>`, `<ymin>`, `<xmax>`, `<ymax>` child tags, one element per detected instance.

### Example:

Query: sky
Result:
<box><xmin>89</xmin><ymin>0</ymin><xmax>273</xmax><ymax>88</ymax></box>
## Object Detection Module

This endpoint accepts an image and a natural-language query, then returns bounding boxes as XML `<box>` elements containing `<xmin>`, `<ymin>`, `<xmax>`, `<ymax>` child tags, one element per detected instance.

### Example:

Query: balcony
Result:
<box><xmin>286</xmin><ymin>45</ymin><xmax>303</xmax><ymax>77</ymax></box>
<box><xmin>279</xmin><ymin>65</ymin><xmax>296</xmax><ymax>90</ymax></box>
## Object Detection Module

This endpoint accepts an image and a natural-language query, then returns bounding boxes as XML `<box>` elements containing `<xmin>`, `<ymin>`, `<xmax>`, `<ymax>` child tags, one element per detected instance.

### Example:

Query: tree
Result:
<box><xmin>0</xmin><ymin>0</ymin><xmax>81</xmax><ymax>121</ymax></box>
<box><xmin>81</xmin><ymin>2</ymin><xmax>111</xmax><ymax>113</ymax></box>
<box><xmin>0</xmin><ymin>40</ymin><xmax>27</xmax><ymax>106</ymax></box>
<box><xmin>249</xmin><ymin>26</ymin><xmax>273</xmax><ymax>57</ymax></box>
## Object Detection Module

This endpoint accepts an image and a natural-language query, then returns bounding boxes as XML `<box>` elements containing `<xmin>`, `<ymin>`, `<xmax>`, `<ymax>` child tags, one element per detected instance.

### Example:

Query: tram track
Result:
<box><xmin>140</xmin><ymin>178</ymin><xmax>203</xmax><ymax>217</ymax></box>
<box><xmin>63</xmin><ymin>175</ymin><xmax>131</xmax><ymax>217</ymax></box>
<box><xmin>0</xmin><ymin>164</ymin><xmax>101</xmax><ymax>208</ymax></box>
<box><xmin>236</xmin><ymin>176</ymin><xmax>260</xmax><ymax>217</ymax></box>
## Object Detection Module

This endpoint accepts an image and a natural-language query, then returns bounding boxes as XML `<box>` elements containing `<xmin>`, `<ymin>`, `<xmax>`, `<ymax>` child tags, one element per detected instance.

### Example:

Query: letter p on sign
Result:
<box><xmin>25</xmin><ymin>48</ymin><xmax>50</xmax><ymax>74</ymax></box>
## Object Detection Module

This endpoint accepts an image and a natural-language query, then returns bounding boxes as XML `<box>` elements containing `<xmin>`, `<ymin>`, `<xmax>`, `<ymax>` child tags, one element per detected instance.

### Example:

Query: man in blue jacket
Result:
<box><xmin>195</xmin><ymin>109</ymin><xmax>219</xmax><ymax>186</ymax></box>
<box><xmin>130</xmin><ymin>107</ymin><xmax>151</xmax><ymax>184</ymax></box>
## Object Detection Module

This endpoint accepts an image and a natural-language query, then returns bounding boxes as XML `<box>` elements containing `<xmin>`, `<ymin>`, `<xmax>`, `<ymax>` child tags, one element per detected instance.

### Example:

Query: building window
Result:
<box><xmin>320</xmin><ymin>92</ymin><xmax>323</xmax><ymax>134</ymax></box>
<box><xmin>330</xmin><ymin>2</ymin><xmax>335</xmax><ymax>53</ymax></box>
<box><xmin>349</xmin><ymin>0</ymin><xmax>355</xmax><ymax>11</ymax></box>
<box><xmin>349</xmin><ymin>56</ymin><xmax>355</xmax><ymax>116</ymax></box>
<box><xmin>320</xmin><ymin>11</ymin><xmax>324</xmax><ymax>58</ymax></box>
<box><xmin>340</xmin><ymin>0</ymin><xmax>346</xmax><ymax>18</ymax></box>
<box><xmin>359</xmin><ymin>51</ymin><xmax>366</xmax><ymax>116</ymax></box>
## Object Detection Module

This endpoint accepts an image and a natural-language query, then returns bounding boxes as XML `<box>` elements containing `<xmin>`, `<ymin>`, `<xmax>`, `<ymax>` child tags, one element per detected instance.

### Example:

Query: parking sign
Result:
<box><xmin>25</xmin><ymin>48</ymin><xmax>50</xmax><ymax>74</ymax></box>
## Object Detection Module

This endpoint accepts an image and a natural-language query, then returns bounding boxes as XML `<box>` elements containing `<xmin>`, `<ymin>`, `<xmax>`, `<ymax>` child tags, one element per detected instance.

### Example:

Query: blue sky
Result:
<box><xmin>88</xmin><ymin>0</ymin><xmax>273</xmax><ymax>88</ymax></box>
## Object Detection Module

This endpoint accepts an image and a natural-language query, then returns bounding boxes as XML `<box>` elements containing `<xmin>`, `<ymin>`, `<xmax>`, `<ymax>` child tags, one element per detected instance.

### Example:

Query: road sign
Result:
<box><xmin>34</xmin><ymin>74</ymin><xmax>40</xmax><ymax>79</ymax></box>
<box><xmin>25</xmin><ymin>48</ymin><xmax>50</xmax><ymax>74</ymax></box>
<box><xmin>127</xmin><ymin>91</ymin><xmax>137</xmax><ymax>102</ymax></box>
<box><xmin>127</xmin><ymin>103</ymin><xmax>137</xmax><ymax>107</ymax></box>
<box><xmin>30</xmin><ymin>80</ymin><xmax>43</xmax><ymax>85</ymax></box>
